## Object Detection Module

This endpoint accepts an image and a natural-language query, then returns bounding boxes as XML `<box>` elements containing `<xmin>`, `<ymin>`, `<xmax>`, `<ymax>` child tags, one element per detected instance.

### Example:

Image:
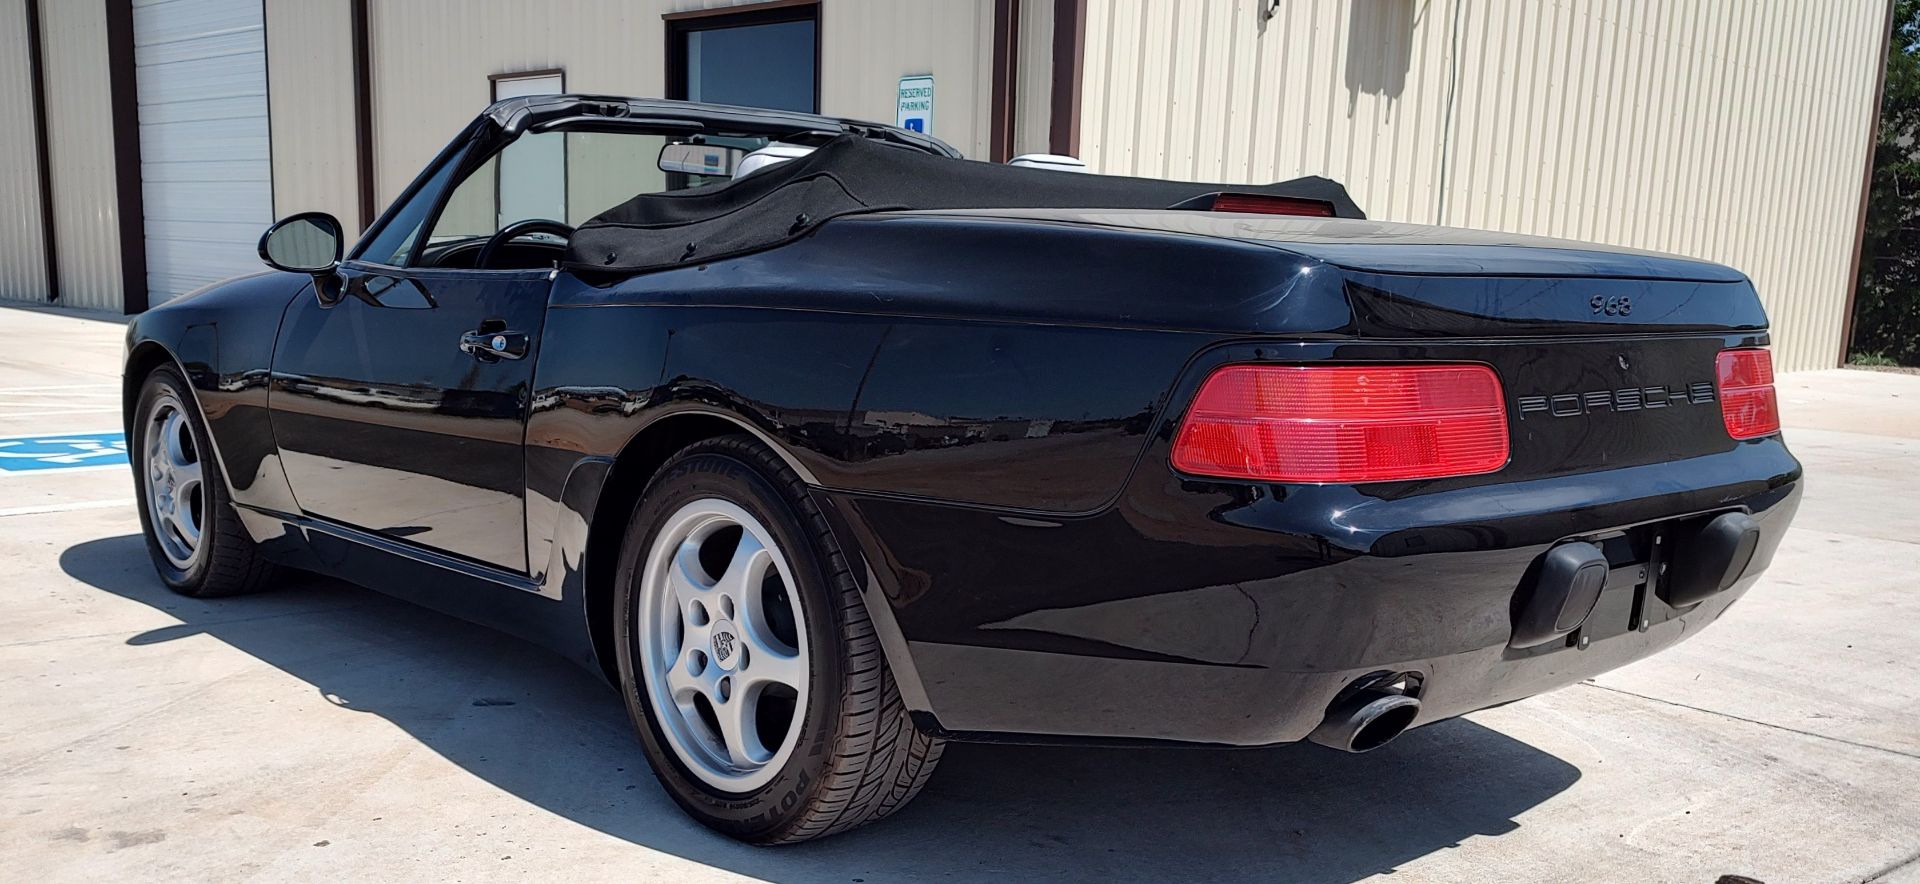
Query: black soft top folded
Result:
<box><xmin>561</xmin><ymin>135</ymin><xmax>1364</xmax><ymax>274</ymax></box>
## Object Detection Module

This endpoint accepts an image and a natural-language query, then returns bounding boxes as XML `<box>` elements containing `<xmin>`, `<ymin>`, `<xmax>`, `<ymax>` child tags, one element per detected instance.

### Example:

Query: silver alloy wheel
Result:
<box><xmin>142</xmin><ymin>391</ymin><xmax>206</xmax><ymax>571</ymax></box>
<box><xmin>637</xmin><ymin>498</ymin><xmax>811</xmax><ymax>793</ymax></box>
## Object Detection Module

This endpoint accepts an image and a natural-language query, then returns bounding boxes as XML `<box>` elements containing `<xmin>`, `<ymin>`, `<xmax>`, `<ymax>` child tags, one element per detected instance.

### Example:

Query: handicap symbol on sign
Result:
<box><xmin>0</xmin><ymin>431</ymin><xmax>130</xmax><ymax>474</ymax></box>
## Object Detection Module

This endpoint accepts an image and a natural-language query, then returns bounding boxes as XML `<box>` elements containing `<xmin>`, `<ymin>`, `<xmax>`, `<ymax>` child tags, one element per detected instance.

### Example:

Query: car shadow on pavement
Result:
<box><xmin>64</xmin><ymin>534</ymin><xmax>1580</xmax><ymax>883</ymax></box>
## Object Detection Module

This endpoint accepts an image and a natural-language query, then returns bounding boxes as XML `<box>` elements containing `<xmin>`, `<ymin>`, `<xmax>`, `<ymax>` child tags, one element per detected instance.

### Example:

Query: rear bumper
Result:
<box><xmin>822</xmin><ymin>438</ymin><xmax>1802</xmax><ymax>746</ymax></box>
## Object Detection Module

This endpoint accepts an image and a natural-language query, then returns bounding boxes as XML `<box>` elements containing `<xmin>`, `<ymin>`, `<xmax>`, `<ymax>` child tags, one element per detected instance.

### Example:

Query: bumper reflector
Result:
<box><xmin>1171</xmin><ymin>364</ymin><xmax>1510</xmax><ymax>483</ymax></box>
<box><xmin>1664</xmin><ymin>511</ymin><xmax>1763</xmax><ymax>607</ymax></box>
<box><xmin>1511</xmin><ymin>541</ymin><xmax>1610</xmax><ymax>649</ymax></box>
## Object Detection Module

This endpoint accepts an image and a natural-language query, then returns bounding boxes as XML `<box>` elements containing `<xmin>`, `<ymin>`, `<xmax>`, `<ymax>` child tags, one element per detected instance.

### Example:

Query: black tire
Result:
<box><xmin>613</xmin><ymin>435</ymin><xmax>943</xmax><ymax>844</ymax></box>
<box><xmin>131</xmin><ymin>365</ymin><xmax>278</xmax><ymax>598</ymax></box>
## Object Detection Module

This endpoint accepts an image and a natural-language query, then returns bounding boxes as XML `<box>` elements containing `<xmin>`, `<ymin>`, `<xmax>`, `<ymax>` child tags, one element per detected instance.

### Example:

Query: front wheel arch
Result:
<box><xmin>123</xmin><ymin>341</ymin><xmax>183</xmax><ymax>438</ymax></box>
<box><xmin>130</xmin><ymin>364</ymin><xmax>278</xmax><ymax>596</ymax></box>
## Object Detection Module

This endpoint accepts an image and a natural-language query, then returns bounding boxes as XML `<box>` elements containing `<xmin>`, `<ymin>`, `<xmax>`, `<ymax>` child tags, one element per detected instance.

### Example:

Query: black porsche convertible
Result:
<box><xmin>123</xmin><ymin>95</ymin><xmax>1801</xmax><ymax>843</ymax></box>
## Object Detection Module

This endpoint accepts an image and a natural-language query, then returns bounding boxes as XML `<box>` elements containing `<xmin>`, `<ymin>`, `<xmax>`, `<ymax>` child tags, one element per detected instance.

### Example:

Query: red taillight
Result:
<box><xmin>1717</xmin><ymin>348</ymin><xmax>1779</xmax><ymax>439</ymax></box>
<box><xmin>1170</xmin><ymin>364</ymin><xmax>1510</xmax><ymax>483</ymax></box>
<box><xmin>1208</xmin><ymin>193</ymin><xmax>1337</xmax><ymax>217</ymax></box>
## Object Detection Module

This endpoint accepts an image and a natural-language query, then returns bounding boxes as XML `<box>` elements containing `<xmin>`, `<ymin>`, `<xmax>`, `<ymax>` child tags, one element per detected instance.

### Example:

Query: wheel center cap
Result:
<box><xmin>709</xmin><ymin>619</ymin><xmax>741</xmax><ymax>671</ymax></box>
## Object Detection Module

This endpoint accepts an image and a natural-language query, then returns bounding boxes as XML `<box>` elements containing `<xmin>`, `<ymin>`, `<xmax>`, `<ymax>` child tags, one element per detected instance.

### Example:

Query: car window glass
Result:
<box><xmin>423</xmin><ymin>130</ymin><xmax>783</xmax><ymax>250</ymax></box>
<box><xmin>424</xmin><ymin>130</ymin><xmax>717</xmax><ymax>247</ymax></box>
<box><xmin>357</xmin><ymin>156</ymin><xmax>462</xmax><ymax>266</ymax></box>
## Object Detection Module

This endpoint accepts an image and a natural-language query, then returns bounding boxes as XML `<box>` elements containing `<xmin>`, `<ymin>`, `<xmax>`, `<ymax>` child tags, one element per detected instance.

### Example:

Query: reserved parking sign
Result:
<box><xmin>896</xmin><ymin>75</ymin><xmax>933</xmax><ymax>134</ymax></box>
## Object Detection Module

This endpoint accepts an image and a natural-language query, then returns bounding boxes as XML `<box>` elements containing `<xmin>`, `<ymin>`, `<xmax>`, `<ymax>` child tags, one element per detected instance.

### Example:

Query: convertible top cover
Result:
<box><xmin>560</xmin><ymin>135</ymin><xmax>1364</xmax><ymax>274</ymax></box>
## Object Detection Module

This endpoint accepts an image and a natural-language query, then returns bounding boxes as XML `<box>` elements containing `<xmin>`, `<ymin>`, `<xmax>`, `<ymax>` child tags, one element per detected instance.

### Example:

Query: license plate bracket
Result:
<box><xmin>1514</xmin><ymin>520</ymin><xmax>1686</xmax><ymax>655</ymax></box>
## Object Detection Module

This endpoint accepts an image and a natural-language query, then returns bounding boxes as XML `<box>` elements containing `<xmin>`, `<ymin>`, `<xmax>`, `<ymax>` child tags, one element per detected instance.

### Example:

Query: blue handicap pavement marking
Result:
<box><xmin>0</xmin><ymin>431</ymin><xmax>129</xmax><ymax>473</ymax></box>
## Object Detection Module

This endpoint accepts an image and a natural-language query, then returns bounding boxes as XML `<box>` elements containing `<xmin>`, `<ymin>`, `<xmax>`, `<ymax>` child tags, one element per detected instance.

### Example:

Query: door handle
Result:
<box><xmin>459</xmin><ymin>329</ymin><xmax>529</xmax><ymax>361</ymax></box>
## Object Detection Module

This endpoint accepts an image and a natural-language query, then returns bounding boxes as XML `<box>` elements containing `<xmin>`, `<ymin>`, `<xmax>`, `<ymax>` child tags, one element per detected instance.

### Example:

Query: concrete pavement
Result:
<box><xmin>1</xmin><ymin>301</ymin><xmax>1917</xmax><ymax>883</ymax></box>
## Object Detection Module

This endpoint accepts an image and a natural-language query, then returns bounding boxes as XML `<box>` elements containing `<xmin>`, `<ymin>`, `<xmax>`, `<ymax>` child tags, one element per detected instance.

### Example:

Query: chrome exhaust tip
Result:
<box><xmin>1306</xmin><ymin>688</ymin><xmax>1422</xmax><ymax>753</ymax></box>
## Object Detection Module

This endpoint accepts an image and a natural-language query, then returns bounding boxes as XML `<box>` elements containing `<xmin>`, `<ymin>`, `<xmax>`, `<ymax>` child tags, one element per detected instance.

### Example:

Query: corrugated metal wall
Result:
<box><xmin>1077</xmin><ymin>0</ymin><xmax>1886</xmax><ymax>372</ymax></box>
<box><xmin>266</xmin><ymin>0</ymin><xmax>360</xmax><ymax>236</ymax></box>
<box><xmin>38</xmin><ymin>0</ymin><xmax>124</xmax><ymax>312</ymax></box>
<box><xmin>0</xmin><ymin>1</ymin><xmax>49</xmax><ymax>304</ymax></box>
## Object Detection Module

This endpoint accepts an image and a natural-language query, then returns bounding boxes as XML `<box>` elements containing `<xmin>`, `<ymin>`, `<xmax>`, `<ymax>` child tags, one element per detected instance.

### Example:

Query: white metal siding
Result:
<box><xmin>265</xmin><ymin>0</ymin><xmax>359</xmax><ymax>237</ymax></box>
<box><xmin>38</xmin><ymin>0</ymin><xmax>123</xmax><ymax>313</ymax></box>
<box><xmin>1077</xmin><ymin>0</ymin><xmax>1885</xmax><ymax>372</ymax></box>
<box><xmin>0</xmin><ymin>0</ymin><xmax>49</xmax><ymax>305</ymax></box>
<box><xmin>133</xmin><ymin>0</ymin><xmax>274</xmax><ymax>305</ymax></box>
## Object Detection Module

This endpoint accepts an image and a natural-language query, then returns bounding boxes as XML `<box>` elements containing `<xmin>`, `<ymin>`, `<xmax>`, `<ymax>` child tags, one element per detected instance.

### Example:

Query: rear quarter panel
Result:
<box><xmin>531</xmin><ymin>216</ymin><xmax>1311</xmax><ymax>687</ymax></box>
<box><xmin>539</xmin><ymin>213</ymin><xmax>1336</xmax><ymax>515</ymax></box>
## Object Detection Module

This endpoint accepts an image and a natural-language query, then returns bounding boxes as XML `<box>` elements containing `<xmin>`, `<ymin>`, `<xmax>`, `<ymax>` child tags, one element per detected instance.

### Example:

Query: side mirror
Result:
<box><xmin>258</xmin><ymin>212</ymin><xmax>343</xmax><ymax>275</ymax></box>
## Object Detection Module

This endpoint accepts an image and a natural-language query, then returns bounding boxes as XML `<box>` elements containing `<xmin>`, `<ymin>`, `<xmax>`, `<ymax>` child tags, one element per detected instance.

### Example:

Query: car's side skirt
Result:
<box><xmin>233</xmin><ymin>503</ymin><xmax>603</xmax><ymax>676</ymax></box>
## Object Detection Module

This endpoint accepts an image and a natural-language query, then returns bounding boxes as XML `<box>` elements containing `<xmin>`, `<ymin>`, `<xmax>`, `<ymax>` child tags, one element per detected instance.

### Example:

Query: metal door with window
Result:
<box><xmin>667</xmin><ymin>4</ymin><xmax>819</xmax><ymax>112</ymax></box>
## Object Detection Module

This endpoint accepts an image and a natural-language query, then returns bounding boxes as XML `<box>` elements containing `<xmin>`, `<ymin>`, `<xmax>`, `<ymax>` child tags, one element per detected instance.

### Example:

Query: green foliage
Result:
<box><xmin>1854</xmin><ymin>0</ymin><xmax>1920</xmax><ymax>365</ymax></box>
<box><xmin>1849</xmin><ymin>350</ymin><xmax>1900</xmax><ymax>366</ymax></box>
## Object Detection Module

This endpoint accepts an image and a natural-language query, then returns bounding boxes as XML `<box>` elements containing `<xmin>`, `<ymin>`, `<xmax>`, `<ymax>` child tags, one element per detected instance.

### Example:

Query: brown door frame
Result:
<box><xmin>654</xmin><ymin>0</ymin><xmax>1079</xmax><ymax>162</ymax></box>
<box><xmin>24</xmin><ymin>0</ymin><xmax>58</xmax><ymax>303</ymax></box>
<box><xmin>1840</xmin><ymin>0</ymin><xmax>1896</xmax><ymax>366</ymax></box>
<box><xmin>989</xmin><ymin>0</ymin><xmax>1020</xmax><ymax>162</ymax></box>
<box><xmin>993</xmin><ymin>0</ymin><xmax>1086</xmax><ymax>161</ymax></box>
<box><xmin>350</xmin><ymin>0</ymin><xmax>376</xmax><ymax>232</ymax></box>
<box><xmin>104</xmin><ymin>0</ymin><xmax>147</xmax><ymax>314</ymax></box>
<box><xmin>663</xmin><ymin>0</ymin><xmax>822</xmax><ymax>114</ymax></box>
<box><xmin>1048</xmin><ymin>0</ymin><xmax>1085</xmax><ymax>158</ymax></box>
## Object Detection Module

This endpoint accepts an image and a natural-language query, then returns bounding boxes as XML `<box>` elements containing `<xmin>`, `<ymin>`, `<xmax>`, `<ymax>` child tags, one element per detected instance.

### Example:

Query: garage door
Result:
<box><xmin>133</xmin><ymin>0</ymin><xmax>273</xmax><ymax>306</ymax></box>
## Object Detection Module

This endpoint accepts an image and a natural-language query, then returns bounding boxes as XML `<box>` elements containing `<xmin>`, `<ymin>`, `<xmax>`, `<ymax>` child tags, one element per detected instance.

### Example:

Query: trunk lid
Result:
<box><xmin>1216</xmin><ymin>217</ymin><xmax>1747</xmax><ymax>283</ymax></box>
<box><xmin>1162</xmin><ymin>215</ymin><xmax>1770</xmax><ymax>484</ymax></box>
<box><xmin>864</xmin><ymin>208</ymin><xmax>1774</xmax><ymax>492</ymax></box>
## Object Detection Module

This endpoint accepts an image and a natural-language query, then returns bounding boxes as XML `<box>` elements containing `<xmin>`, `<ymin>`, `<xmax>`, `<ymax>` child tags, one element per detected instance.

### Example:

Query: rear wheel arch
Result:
<box><xmin>584</xmin><ymin>411</ymin><xmax>810</xmax><ymax>684</ymax></box>
<box><xmin>602</xmin><ymin>430</ymin><xmax>945</xmax><ymax>841</ymax></box>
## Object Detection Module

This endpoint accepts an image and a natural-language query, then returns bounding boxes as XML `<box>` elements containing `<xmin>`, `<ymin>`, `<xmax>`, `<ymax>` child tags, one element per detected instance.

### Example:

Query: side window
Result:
<box><xmin>419</xmin><ymin>130</ymin><xmax>673</xmax><ymax>258</ymax></box>
<box><xmin>355</xmin><ymin>157</ymin><xmax>462</xmax><ymax>267</ymax></box>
